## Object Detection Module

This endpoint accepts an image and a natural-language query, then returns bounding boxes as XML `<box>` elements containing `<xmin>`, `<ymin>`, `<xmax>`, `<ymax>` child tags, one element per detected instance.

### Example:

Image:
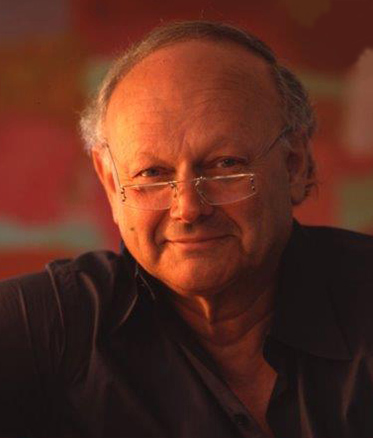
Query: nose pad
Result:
<box><xmin>169</xmin><ymin>180</ymin><xmax>213</xmax><ymax>222</ymax></box>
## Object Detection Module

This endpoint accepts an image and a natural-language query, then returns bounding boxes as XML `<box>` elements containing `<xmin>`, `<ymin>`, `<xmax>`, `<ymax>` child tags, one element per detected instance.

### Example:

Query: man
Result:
<box><xmin>0</xmin><ymin>20</ymin><xmax>372</xmax><ymax>438</ymax></box>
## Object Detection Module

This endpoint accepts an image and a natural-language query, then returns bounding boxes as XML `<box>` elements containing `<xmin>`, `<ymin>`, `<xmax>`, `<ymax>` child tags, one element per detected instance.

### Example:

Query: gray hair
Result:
<box><xmin>80</xmin><ymin>20</ymin><xmax>317</xmax><ymax>193</ymax></box>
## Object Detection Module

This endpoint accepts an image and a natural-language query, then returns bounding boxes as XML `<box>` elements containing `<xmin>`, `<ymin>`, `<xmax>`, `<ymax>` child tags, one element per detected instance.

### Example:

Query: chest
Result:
<box><xmin>225</xmin><ymin>358</ymin><xmax>278</xmax><ymax>436</ymax></box>
<box><xmin>54</xmin><ymin>308</ymin><xmax>370</xmax><ymax>438</ymax></box>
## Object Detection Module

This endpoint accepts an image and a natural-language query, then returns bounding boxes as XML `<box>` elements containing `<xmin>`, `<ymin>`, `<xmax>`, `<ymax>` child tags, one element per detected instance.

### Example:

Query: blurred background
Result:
<box><xmin>1</xmin><ymin>0</ymin><xmax>373</xmax><ymax>279</ymax></box>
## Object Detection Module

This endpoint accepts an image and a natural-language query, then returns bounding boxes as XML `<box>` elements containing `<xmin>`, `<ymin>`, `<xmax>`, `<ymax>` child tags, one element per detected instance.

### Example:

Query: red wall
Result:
<box><xmin>1</xmin><ymin>0</ymin><xmax>373</xmax><ymax>278</ymax></box>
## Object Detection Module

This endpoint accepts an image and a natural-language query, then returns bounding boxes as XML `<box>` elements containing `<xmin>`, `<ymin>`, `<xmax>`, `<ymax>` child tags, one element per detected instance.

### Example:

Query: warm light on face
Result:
<box><xmin>97</xmin><ymin>40</ymin><xmax>303</xmax><ymax>297</ymax></box>
<box><xmin>104</xmin><ymin>127</ymin><xmax>290</xmax><ymax>211</ymax></box>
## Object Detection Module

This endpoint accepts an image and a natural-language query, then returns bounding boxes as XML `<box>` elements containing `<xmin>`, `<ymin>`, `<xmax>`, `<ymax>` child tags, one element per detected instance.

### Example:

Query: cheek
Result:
<box><xmin>237</xmin><ymin>168</ymin><xmax>293</xmax><ymax>254</ymax></box>
<box><xmin>258</xmin><ymin>152</ymin><xmax>293</xmax><ymax>216</ymax></box>
<box><xmin>117</xmin><ymin>208</ymin><xmax>165</xmax><ymax>263</ymax></box>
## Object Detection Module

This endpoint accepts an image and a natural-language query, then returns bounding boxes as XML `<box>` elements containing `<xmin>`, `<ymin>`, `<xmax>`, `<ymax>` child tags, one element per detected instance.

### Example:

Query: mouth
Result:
<box><xmin>166</xmin><ymin>235</ymin><xmax>229</xmax><ymax>250</ymax></box>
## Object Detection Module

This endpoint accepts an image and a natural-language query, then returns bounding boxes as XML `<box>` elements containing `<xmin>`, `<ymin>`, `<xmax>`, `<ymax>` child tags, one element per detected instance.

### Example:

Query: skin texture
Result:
<box><xmin>93</xmin><ymin>39</ymin><xmax>308</xmax><ymax>434</ymax></box>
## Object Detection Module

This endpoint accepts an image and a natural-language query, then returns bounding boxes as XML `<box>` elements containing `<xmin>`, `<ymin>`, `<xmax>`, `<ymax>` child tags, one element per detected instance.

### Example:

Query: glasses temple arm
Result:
<box><xmin>104</xmin><ymin>143</ymin><xmax>123</xmax><ymax>192</ymax></box>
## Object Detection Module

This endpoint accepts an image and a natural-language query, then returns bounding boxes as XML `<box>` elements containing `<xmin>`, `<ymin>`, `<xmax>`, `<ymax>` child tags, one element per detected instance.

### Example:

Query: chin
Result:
<box><xmin>158</xmin><ymin>261</ymin><xmax>237</xmax><ymax>297</ymax></box>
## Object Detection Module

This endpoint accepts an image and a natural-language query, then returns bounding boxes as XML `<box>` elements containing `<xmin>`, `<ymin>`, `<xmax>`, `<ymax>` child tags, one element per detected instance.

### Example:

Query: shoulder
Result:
<box><xmin>303</xmin><ymin>224</ymin><xmax>373</xmax><ymax>252</ymax></box>
<box><xmin>0</xmin><ymin>249</ymin><xmax>137</xmax><ymax>371</ymax></box>
<box><xmin>299</xmin><ymin>223</ymin><xmax>373</xmax><ymax>290</ymax></box>
<box><xmin>0</xmin><ymin>249</ymin><xmax>133</xmax><ymax>312</ymax></box>
<box><xmin>0</xmin><ymin>268</ymin><xmax>59</xmax><ymax>347</ymax></box>
<box><xmin>47</xmin><ymin>249</ymin><xmax>139</xmax><ymax>334</ymax></box>
<box><xmin>46</xmin><ymin>249</ymin><xmax>135</xmax><ymax>307</ymax></box>
<box><xmin>289</xmin><ymin>223</ymin><xmax>373</xmax><ymax>283</ymax></box>
<box><xmin>300</xmin><ymin>224</ymin><xmax>373</xmax><ymax>350</ymax></box>
<box><xmin>0</xmin><ymin>250</ymin><xmax>129</xmax><ymax>435</ymax></box>
<box><xmin>301</xmin><ymin>224</ymin><xmax>373</xmax><ymax>280</ymax></box>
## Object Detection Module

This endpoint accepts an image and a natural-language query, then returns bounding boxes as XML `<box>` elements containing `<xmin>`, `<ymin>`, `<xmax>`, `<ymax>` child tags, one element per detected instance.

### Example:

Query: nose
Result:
<box><xmin>169</xmin><ymin>180</ymin><xmax>214</xmax><ymax>223</ymax></box>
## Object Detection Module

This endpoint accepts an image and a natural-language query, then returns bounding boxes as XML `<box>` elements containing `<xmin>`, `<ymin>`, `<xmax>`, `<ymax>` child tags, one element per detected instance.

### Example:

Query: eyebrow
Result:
<box><xmin>127</xmin><ymin>139</ymin><xmax>255</xmax><ymax>167</ymax></box>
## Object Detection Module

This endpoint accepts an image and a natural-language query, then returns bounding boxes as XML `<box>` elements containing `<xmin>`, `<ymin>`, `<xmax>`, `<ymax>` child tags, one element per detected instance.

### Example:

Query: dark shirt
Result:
<box><xmin>0</xmin><ymin>222</ymin><xmax>372</xmax><ymax>438</ymax></box>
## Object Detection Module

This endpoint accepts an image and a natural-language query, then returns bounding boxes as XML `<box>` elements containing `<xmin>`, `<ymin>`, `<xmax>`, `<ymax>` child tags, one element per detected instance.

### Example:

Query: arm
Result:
<box><xmin>0</xmin><ymin>271</ymin><xmax>64</xmax><ymax>437</ymax></box>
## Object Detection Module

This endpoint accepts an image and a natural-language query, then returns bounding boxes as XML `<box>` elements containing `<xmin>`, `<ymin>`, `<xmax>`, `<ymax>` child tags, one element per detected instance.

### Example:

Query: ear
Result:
<box><xmin>285</xmin><ymin>134</ymin><xmax>310</xmax><ymax>206</ymax></box>
<box><xmin>91</xmin><ymin>145</ymin><xmax>120</xmax><ymax>224</ymax></box>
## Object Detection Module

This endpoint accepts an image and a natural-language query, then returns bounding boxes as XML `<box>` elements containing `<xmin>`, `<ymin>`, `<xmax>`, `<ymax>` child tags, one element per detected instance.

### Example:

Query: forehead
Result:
<box><xmin>105</xmin><ymin>40</ymin><xmax>282</xmax><ymax>153</ymax></box>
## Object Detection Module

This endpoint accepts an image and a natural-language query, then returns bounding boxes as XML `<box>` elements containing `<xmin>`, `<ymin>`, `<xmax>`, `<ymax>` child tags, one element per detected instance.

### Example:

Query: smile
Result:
<box><xmin>167</xmin><ymin>236</ymin><xmax>229</xmax><ymax>249</ymax></box>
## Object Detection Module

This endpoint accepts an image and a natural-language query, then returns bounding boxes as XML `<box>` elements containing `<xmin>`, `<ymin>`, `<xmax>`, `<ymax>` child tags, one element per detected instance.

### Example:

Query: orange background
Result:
<box><xmin>1</xmin><ymin>0</ymin><xmax>373</xmax><ymax>279</ymax></box>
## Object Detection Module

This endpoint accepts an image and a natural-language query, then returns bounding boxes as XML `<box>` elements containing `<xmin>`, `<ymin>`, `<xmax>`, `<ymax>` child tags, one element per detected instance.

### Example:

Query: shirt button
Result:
<box><xmin>233</xmin><ymin>413</ymin><xmax>250</xmax><ymax>429</ymax></box>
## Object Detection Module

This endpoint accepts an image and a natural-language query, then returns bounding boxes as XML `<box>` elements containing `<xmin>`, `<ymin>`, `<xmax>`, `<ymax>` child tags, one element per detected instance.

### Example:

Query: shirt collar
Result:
<box><xmin>269</xmin><ymin>221</ymin><xmax>351</xmax><ymax>360</ymax></box>
<box><xmin>105</xmin><ymin>241</ymin><xmax>140</xmax><ymax>334</ymax></box>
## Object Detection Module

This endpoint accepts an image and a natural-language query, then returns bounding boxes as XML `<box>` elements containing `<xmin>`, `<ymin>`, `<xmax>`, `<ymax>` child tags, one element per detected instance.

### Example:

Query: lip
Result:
<box><xmin>166</xmin><ymin>235</ymin><xmax>229</xmax><ymax>249</ymax></box>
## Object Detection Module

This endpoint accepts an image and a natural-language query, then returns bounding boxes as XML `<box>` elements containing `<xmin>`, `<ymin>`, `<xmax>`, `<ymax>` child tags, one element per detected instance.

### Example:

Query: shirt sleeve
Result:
<box><xmin>0</xmin><ymin>270</ymin><xmax>64</xmax><ymax>437</ymax></box>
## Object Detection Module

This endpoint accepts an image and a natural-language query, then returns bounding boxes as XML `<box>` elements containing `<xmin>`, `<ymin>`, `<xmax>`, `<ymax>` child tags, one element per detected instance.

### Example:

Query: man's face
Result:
<box><xmin>97</xmin><ymin>40</ymin><xmax>307</xmax><ymax>297</ymax></box>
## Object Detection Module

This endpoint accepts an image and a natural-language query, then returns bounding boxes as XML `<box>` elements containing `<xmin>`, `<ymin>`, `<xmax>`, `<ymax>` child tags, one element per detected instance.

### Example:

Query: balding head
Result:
<box><xmin>80</xmin><ymin>20</ymin><xmax>317</xmax><ymax>197</ymax></box>
<box><xmin>105</xmin><ymin>39</ymin><xmax>284</xmax><ymax>153</ymax></box>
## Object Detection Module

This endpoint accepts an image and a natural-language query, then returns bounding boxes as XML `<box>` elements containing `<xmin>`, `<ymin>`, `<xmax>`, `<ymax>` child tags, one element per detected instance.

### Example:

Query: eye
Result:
<box><xmin>138</xmin><ymin>167</ymin><xmax>161</xmax><ymax>177</ymax></box>
<box><xmin>202</xmin><ymin>156</ymin><xmax>249</xmax><ymax>177</ymax></box>
<box><xmin>215</xmin><ymin>157</ymin><xmax>245</xmax><ymax>168</ymax></box>
<box><xmin>212</xmin><ymin>157</ymin><xmax>249</xmax><ymax>172</ymax></box>
<box><xmin>134</xmin><ymin>166</ymin><xmax>171</xmax><ymax>182</ymax></box>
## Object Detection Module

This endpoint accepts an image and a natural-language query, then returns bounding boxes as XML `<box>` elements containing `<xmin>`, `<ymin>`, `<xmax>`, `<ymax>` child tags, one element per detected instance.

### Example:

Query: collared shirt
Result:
<box><xmin>0</xmin><ymin>222</ymin><xmax>372</xmax><ymax>437</ymax></box>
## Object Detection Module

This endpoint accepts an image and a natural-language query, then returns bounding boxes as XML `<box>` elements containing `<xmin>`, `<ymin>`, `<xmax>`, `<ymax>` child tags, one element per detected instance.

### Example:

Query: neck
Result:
<box><xmin>162</xmin><ymin>275</ymin><xmax>278</xmax><ymax>436</ymax></box>
<box><xmin>163</xmin><ymin>276</ymin><xmax>276</xmax><ymax>359</ymax></box>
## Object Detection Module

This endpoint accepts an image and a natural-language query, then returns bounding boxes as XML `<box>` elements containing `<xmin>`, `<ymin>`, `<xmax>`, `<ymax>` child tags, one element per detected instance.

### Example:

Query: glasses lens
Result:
<box><xmin>124</xmin><ymin>183</ymin><xmax>172</xmax><ymax>210</ymax></box>
<box><xmin>122</xmin><ymin>174</ymin><xmax>257</xmax><ymax>210</ymax></box>
<box><xmin>198</xmin><ymin>174</ymin><xmax>256</xmax><ymax>205</ymax></box>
